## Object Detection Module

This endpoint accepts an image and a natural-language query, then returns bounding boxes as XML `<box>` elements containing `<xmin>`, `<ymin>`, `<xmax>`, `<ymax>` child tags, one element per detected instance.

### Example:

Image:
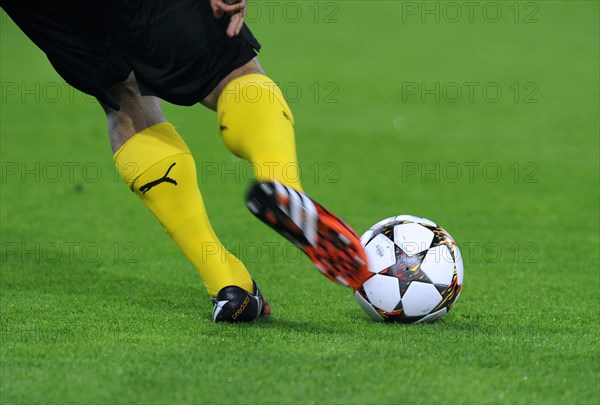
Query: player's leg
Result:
<box><xmin>203</xmin><ymin>59</ymin><xmax>372</xmax><ymax>289</ymax></box>
<box><xmin>107</xmin><ymin>0</ymin><xmax>370</xmax><ymax>287</ymax></box>
<box><xmin>1</xmin><ymin>0</ymin><xmax>269</xmax><ymax>322</ymax></box>
<box><xmin>103</xmin><ymin>74</ymin><xmax>269</xmax><ymax>322</ymax></box>
<box><xmin>200</xmin><ymin>58</ymin><xmax>301</xmax><ymax>190</ymax></box>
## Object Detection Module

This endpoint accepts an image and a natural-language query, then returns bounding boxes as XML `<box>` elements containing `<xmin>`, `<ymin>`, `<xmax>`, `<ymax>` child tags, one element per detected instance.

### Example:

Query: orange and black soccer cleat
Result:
<box><xmin>246</xmin><ymin>181</ymin><xmax>371</xmax><ymax>289</ymax></box>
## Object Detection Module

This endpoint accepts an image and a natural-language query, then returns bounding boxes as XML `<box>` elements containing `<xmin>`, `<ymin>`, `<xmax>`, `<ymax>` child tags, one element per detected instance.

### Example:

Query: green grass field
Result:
<box><xmin>1</xmin><ymin>1</ymin><xmax>599</xmax><ymax>404</ymax></box>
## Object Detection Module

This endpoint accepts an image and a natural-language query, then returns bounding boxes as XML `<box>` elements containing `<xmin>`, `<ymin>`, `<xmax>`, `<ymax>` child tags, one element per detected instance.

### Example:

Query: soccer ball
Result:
<box><xmin>355</xmin><ymin>215</ymin><xmax>463</xmax><ymax>323</ymax></box>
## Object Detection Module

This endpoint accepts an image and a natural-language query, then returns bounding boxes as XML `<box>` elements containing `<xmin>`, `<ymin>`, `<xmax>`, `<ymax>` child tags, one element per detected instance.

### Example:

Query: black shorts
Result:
<box><xmin>1</xmin><ymin>0</ymin><xmax>261</xmax><ymax>109</ymax></box>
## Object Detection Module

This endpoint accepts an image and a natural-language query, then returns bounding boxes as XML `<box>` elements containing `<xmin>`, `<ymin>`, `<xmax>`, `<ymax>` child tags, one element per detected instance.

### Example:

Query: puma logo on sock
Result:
<box><xmin>139</xmin><ymin>162</ymin><xmax>178</xmax><ymax>194</ymax></box>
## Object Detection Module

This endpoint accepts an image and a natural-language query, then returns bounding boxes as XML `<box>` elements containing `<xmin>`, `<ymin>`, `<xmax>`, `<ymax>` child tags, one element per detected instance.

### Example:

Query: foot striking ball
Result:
<box><xmin>355</xmin><ymin>215</ymin><xmax>463</xmax><ymax>323</ymax></box>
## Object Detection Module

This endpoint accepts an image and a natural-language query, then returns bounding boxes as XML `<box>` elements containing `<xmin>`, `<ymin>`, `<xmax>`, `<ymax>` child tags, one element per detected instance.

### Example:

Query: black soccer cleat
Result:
<box><xmin>245</xmin><ymin>181</ymin><xmax>372</xmax><ymax>289</ymax></box>
<box><xmin>212</xmin><ymin>280</ymin><xmax>271</xmax><ymax>323</ymax></box>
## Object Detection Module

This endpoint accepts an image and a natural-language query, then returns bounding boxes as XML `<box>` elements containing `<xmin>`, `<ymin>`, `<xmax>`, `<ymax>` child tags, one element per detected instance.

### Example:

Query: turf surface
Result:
<box><xmin>1</xmin><ymin>1</ymin><xmax>599</xmax><ymax>404</ymax></box>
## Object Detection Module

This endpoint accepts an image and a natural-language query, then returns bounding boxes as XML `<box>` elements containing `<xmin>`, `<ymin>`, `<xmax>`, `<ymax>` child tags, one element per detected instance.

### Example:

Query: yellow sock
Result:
<box><xmin>217</xmin><ymin>74</ymin><xmax>303</xmax><ymax>191</ymax></box>
<box><xmin>114</xmin><ymin>123</ymin><xmax>254</xmax><ymax>296</ymax></box>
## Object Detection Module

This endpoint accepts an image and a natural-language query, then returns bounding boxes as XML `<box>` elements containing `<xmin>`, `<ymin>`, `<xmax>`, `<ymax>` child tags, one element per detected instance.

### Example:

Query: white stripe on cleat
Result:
<box><xmin>299</xmin><ymin>193</ymin><xmax>318</xmax><ymax>247</ymax></box>
<box><xmin>335</xmin><ymin>276</ymin><xmax>350</xmax><ymax>286</ymax></box>
<box><xmin>353</xmin><ymin>256</ymin><xmax>366</xmax><ymax>266</ymax></box>
<box><xmin>338</xmin><ymin>234</ymin><xmax>351</xmax><ymax>245</ymax></box>
<box><xmin>247</xmin><ymin>201</ymin><xmax>259</xmax><ymax>214</ymax></box>
<box><xmin>315</xmin><ymin>264</ymin><xmax>327</xmax><ymax>275</ymax></box>
<box><xmin>260</xmin><ymin>182</ymin><xmax>274</xmax><ymax>195</ymax></box>
<box><xmin>273</xmin><ymin>181</ymin><xmax>290</xmax><ymax>215</ymax></box>
<box><xmin>288</xmin><ymin>187</ymin><xmax>303</xmax><ymax>230</ymax></box>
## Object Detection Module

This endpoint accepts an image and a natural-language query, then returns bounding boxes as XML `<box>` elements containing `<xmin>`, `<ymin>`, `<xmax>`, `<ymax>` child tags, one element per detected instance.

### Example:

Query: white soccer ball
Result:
<box><xmin>355</xmin><ymin>215</ymin><xmax>463</xmax><ymax>323</ymax></box>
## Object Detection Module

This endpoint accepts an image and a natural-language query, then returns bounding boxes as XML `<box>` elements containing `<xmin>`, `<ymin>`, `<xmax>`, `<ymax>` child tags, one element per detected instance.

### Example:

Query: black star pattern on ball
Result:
<box><xmin>379</xmin><ymin>245</ymin><xmax>431</xmax><ymax>297</ymax></box>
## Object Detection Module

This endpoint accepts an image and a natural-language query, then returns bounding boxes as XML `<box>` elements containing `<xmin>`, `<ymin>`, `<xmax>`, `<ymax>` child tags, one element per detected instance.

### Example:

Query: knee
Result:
<box><xmin>104</xmin><ymin>78</ymin><xmax>166</xmax><ymax>133</ymax></box>
<box><xmin>105</xmin><ymin>108</ymin><xmax>134</xmax><ymax>136</ymax></box>
<box><xmin>112</xmin><ymin>76</ymin><xmax>142</xmax><ymax>105</ymax></box>
<box><xmin>101</xmin><ymin>76</ymin><xmax>143</xmax><ymax>120</ymax></box>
